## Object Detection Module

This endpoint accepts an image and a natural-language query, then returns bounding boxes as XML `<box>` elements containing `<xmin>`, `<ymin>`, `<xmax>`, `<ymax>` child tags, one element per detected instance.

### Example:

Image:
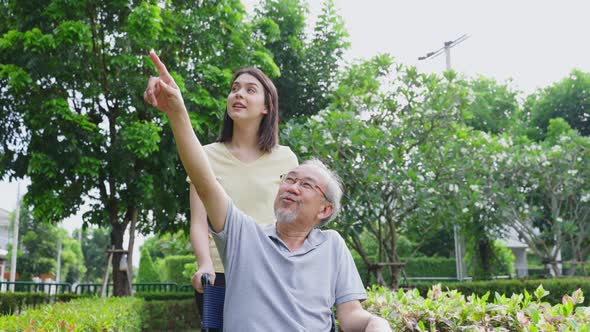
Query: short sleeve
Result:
<box><xmin>210</xmin><ymin>200</ymin><xmax>252</xmax><ymax>273</ymax></box>
<box><xmin>333</xmin><ymin>234</ymin><xmax>367</xmax><ymax>305</ymax></box>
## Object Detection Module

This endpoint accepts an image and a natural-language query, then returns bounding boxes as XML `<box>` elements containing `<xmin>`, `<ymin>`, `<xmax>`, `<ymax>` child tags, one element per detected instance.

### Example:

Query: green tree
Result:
<box><xmin>498</xmin><ymin>119</ymin><xmax>590</xmax><ymax>276</ymax></box>
<box><xmin>464</xmin><ymin>76</ymin><xmax>520</xmax><ymax>134</ymax></box>
<box><xmin>137</xmin><ymin>247</ymin><xmax>159</xmax><ymax>283</ymax></box>
<box><xmin>284</xmin><ymin>56</ymin><xmax>469</xmax><ymax>287</ymax></box>
<box><xmin>0</xmin><ymin>1</ymin><xmax>277</xmax><ymax>295</ymax></box>
<box><xmin>58</xmin><ymin>228</ymin><xmax>86</xmax><ymax>283</ymax></box>
<box><xmin>416</xmin><ymin>113</ymin><xmax>588</xmax><ymax>280</ymax></box>
<box><xmin>142</xmin><ymin>230</ymin><xmax>191</xmax><ymax>262</ymax></box>
<box><xmin>74</xmin><ymin>227</ymin><xmax>110</xmax><ymax>282</ymax></box>
<box><xmin>9</xmin><ymin>204</ymin><xmax>85</xmax><ymax>282</ymax></box>
<box><xmin>11</xmin><ymin>205</ymin><xmax>58</xmax><ymax>280</ymax></box>
<box><xmin>524</xmin><ymin>69</ymin><xmax>590</xmax><ymax>140</ymax></box>
<box><xmin>301</xmin><ymin>0</ymin><xmax>349</xmax><ymax>115</ymax></box>
<box><xmin>255</xmin><ymin>0</ymin><xmax>349</xmax><ymax>120</ymax></box>
<box><xmin>443</xmin><ymin>128</ymin><xmax>517</xmax><ymax>279</ymax></box>
<box><xmin>255</xmin><ymin>0</ymin><xmax>307</xmax><ymax>122</ymax></box>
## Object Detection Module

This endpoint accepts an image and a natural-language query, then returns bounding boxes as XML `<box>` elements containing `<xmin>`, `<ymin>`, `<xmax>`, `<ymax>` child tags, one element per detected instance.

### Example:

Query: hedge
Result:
<box><xmin>162</xmin><ymin>255</ymin><xmax>196</xmax><ymax>283</ymax></box>
<box><xmin>141</xmin><ymin>299</ymin><xmax>199</xmax><ymax>331</ymax></box>
<box><xmin>0</xmin><ymin>297</ymin><xmax>143</xmax><ymax>331</ymax></box>
<box><xmin>3</xmin><ymin>284</ymin><xmax>590</xmax><ymax>330</ymax></box>
<box><xmin>0</xmin><ymin>295</ymin><xmax>199</xmax><ymax>331</ymax></box>
<box><xmin>137</xmin><ymin>247</ymin><xmax>161</xmax><ymax>283</ymax></box>
<box><xmin>134</xmin><ymin>291</ymin><xmax>194</xmax><ymax>301</ymax></box>
<box><xmin>0</xmin><ymin>292</ymin><xmax>86</xmax><ymax>316</ymax></box>
<box><xmin>409</xmin><ymin>277</ymin><xmax>590</xmax><ymax>305</ymax></box>
<box><xmin>403</xmin><ymin>257</ymin><xmax>456</xmax><ymax>277</ymax></box>
<box><xmin>355</xmin><ymin>256</ymin><xmax>460</xmax><ymax>285</ymax></box>
<box><xmin>0</xmin><ymin>290</ymin><xmax>194</xmax><ymax>316</ymax></box>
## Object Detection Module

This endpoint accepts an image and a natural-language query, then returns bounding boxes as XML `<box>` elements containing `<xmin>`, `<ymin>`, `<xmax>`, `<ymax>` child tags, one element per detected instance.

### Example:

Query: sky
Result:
<box><xmin>323</xmin><ymin>0</ymin><xmax>589</xmax><ymax>95</ymax></box>
<box><xmin>1</xmin><ymin>0</ymin><xmax>589</xmax><ymax>266</ymax></box>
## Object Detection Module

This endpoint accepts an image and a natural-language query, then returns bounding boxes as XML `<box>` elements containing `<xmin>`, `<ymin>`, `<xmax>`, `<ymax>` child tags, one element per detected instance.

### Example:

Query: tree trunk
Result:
<box><xmin>550</xmin><ymin>262</ymin><xmax>562</xmax><ymax>277</ymax></box>
<box><xmin>566</xmin><ymin>264</ymin><xmax>577</xmax><ymax>276</ymax></box>
<box><xmin>126</xmin><ymin>208</ymin><xmax>137</xmax><ymax>294</ymax></box>
<box><xmin>111</xmin><ymin>222</ymin><xmax>130</xmax><ymax>296</ymax></box>
<box><xmin>349</xmin><ymin>232</ymin><xmax>377</xmax><ymax>285</ymax></box>
<box><xmin>390</xmin><ymin>265</ymin><xmax>402</xmax><ymax>289</ymax></box>
<box><xmin>473</xmin><ymin>235</ymin><xmax>494</xmax><ymax>280</ymax></box>
<box><xmin>369</xmin><ymin>265</ymin><xmax>385</xmax><ymax>286</ymax></box>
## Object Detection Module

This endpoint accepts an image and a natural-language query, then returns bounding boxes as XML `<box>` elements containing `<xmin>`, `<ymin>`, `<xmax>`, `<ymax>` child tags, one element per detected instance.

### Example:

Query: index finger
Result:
<box><xmin>149</xmin><ymin>50</ymin><xmax>170</xmax><ymax>77</ymax></box>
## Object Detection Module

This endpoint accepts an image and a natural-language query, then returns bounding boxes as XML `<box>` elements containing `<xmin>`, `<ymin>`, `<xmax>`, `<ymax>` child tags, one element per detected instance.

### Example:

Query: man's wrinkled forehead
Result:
<box><xmin>288</xmin><ymin>165</ymin><xmax>323</xmax><ymax>183</ymax></box>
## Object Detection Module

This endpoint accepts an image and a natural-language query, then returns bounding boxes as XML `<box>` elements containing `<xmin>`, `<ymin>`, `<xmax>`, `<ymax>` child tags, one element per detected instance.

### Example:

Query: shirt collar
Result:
<box><xmin>263</xmin><ymin>223</ymin><xmax>328</xmax><ymax>251</ymax></box>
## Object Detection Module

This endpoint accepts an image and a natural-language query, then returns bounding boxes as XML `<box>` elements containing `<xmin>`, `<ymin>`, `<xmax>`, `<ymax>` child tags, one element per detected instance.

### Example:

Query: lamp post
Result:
<box><xmin>418</xmin><ymin>34</ymin><xmax>470</xmax><ymax>71</ymax></box>
<box><xmin>419</xmin><ymin>34</ymin><xmax>470</xmax><ymax>281</ymax></box>
<box><xmin>9</xmin><ymin>183</ymin><xmax>21</xmax><ymax>291</ymax></box>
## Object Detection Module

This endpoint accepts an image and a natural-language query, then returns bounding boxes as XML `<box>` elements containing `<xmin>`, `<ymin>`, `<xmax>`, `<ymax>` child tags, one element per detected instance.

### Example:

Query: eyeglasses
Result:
<box><xmin>280</xmin><ymin>174</ymin><xmax>329</xmax><ymax>201</ymax></box>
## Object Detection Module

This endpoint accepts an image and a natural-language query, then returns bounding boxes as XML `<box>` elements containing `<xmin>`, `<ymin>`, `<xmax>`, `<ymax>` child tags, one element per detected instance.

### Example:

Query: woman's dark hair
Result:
<box><xmin>217</xmin><ymin>67</ymin><xmax>279</xmax><ymax>153</ymax></box>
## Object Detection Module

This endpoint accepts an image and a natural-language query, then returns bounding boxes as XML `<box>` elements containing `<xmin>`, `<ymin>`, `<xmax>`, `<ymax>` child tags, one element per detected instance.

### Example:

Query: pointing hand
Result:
<box><xmin>144</xmin><ymin>51</ymin><xmax>184</xmax><ymax>114</ymax></box>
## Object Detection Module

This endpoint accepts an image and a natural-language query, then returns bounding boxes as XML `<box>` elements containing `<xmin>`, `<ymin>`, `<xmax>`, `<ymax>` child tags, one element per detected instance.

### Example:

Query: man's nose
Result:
<box><xmin>284</xmin><ymin>181</ymin><xmax>301</xmax><ymax>194</ymax></box>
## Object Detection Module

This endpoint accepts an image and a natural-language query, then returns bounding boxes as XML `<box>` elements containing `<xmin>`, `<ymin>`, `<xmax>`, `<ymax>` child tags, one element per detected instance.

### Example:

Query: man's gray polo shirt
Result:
<box><xmin>211</xmin><ymin>201</ymin><xmax>366</xmax><ymax>332</ymax></box>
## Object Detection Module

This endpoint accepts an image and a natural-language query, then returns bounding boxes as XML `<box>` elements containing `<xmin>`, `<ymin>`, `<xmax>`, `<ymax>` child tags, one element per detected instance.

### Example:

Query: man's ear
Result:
<box><xmin>317</xmin><ymin>202</ymin><xmax>334</xmax><ymax>222</ymax></box>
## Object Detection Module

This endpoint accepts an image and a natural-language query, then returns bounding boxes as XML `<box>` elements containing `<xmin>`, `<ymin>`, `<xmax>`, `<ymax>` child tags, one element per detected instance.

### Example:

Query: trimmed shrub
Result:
<box><xmin>162</xmin><ymin>255</ymin><xmax>196</xmax><ymax>283</ymax></box>
<box><xmin>409</xmin><ymin>277</ymin><xmax>590</xmax><ymax>305</ymax></box>
<box><xmin>354</xmin><ymin>255</ymin><xmax>459</xmax><ymax>286</ymax></box>
<box><xmin>0</xmin><ymin>297</ymin><xmax>143</xmax><ymax>331</ymax></box>
<box><xmin>135</xmin><ymin>291</ymin><xmax>194</xmax><ymax>301</ymax></box>
<box><xmin>55</xmin><ymin>293</ymin><xmax>88</xmax><ymax>302</ymax></box>
<box><xmin>0</xmin><ymin>292</ymin><xmax>86</xmax><ymax>315</ymax></box>
<box><xmin>141</xmin><ymin>299</ymin><xmax>199</xmax><ymax>330</ymax></box>
<box><xmin>356</xmin><ymin>252</ymin><xmax>515</xmax><ymax>286</ymax></box>
<box><xmin>0</xmin><ymin>292</ymin><xmax>46</xmax><ymax>315</ymax></box>
<box><xmin>183</xmin><ymin>261</ymin><xmax>198</xmax><ymax>281</ymax></box>
<box><xmin>133</xmin><ymin>282</ymin><xmax>178</xmax><ymax>293</ymax></box>
<box><xmin>137</xmin><ymin>247</ymin><xmax>161</xmax><ymax>282</ymax></box>
<box><xmin>403</xmin><ymin>257</ymin><xmax>457</xmax><ymax>278</ymax></box>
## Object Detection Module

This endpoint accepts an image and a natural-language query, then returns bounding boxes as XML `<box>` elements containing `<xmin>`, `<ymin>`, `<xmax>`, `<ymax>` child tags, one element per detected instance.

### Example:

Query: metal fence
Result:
<box><xmin>73</xmin><ymin>282</ymin><xmax>193</xmax><ymax>295</ymax></box>
<box><xmin>74</xmin><ymin>283</ymin><xmax>113</xmax><ymax>296</ymax></box>
<box><xmin>0</xmin><ymin>281</ymin><xmax>71</xmax><ymax>294</ymax></box>
<box><xmin>0</xmin><ymin>281</ymin><xmax>193</xmax><ymax>295</ymax></box>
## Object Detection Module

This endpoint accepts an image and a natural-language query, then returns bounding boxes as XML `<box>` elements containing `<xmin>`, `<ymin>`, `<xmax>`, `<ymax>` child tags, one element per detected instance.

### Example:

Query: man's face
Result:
<box><xmin>274</xmin><ymin>165</ymin><xmax>329</xmax><ymax>226</ymax></box>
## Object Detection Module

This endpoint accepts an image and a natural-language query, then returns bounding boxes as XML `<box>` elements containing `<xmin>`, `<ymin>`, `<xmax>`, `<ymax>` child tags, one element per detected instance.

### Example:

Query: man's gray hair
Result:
<box><xmin>302</xmin><ymin>159</ymin><xmax>343</xmax><ymax>227</ymax></box>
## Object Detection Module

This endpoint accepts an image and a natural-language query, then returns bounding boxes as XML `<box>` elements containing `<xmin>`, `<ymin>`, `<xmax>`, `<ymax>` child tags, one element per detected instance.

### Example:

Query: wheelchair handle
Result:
<box><xmin>201</xmin><ymin>273</ymin><xmax>212</xmax><ymax>287</ymax></box>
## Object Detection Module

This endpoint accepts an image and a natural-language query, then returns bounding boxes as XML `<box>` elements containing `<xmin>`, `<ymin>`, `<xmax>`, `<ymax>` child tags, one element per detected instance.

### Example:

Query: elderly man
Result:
<box><xmin>145</xmin><ymin>51</ymin><xmax>391</xmax><ymax>332</ymax></box>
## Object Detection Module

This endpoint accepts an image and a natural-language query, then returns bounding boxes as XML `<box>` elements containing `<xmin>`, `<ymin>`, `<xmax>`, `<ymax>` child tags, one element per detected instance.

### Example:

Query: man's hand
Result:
<box><xmin>192</xmin><ymin>263</ymin><xmax>216</xmax><ymax>293</ymax></box>
<box><xmin>337</xmin><ymin>300</ymin><xmax>392</xmax><ymax>332</ymax></box>
<box><xmin>364</xmin><ymin>315</ymin><xmax>392</xmax><ymax>332</ymax></box>
<box><xmin>144</xmin><ymin>51</ymin><xmax>184</xmax><ymax>114</ymax></box>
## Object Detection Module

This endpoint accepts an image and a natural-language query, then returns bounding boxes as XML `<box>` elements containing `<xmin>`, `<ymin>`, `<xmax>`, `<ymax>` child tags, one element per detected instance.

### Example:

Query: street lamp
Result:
<box><xmin>418</xmin><ymin>34</ymin><xmax>470</xmax><ymax>71</ymax></box>
<box><xmin>418</xmin><ymin>34</ymin><xmax>470</xmax><ymax>282</ymax></box>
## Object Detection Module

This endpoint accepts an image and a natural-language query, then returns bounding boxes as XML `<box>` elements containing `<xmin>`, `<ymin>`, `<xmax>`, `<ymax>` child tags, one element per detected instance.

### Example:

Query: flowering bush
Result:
<box><xmin>364</xmin><ymin>284</ymin><xmax>590</xmax><ymax>331</ymax></box>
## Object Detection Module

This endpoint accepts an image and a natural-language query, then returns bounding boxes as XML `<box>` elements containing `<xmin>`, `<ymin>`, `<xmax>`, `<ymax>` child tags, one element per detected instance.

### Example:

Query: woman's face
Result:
<box><xmin>226</xmin><ymin>73</ymin><xmax>267</xmax><ymax>123</ymax></box>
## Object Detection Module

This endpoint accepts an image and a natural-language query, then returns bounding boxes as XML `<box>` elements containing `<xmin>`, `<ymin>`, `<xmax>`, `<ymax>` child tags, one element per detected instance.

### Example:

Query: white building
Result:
<box><xmin>504</xmin><ymin>228</ymin><xmax>529</xmax><ymax>278</ymax></box>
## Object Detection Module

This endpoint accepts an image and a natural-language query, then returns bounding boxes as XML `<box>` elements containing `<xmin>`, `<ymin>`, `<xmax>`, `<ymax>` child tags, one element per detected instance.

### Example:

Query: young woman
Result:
<box><xmin>144</xmin><ymin>57</ymin><xmax>298</xmax><ymax>291</ymax></box>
